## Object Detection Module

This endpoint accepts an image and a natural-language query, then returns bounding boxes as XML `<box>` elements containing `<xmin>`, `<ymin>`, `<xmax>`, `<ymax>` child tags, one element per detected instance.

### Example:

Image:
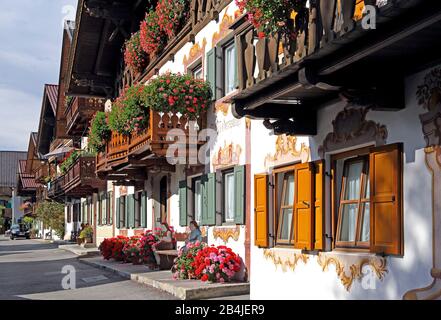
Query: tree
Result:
<box><xmin>35</xmin><ymin>201</ymin><xmax>65</xmax><ymax>239</ymax></box>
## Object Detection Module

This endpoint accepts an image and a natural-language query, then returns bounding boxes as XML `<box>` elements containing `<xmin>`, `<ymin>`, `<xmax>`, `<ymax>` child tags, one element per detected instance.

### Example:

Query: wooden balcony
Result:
<box><xmin>65</xmin><ymin>97</ymin><xmax>105</xmax><ymax>137</ymax></box>
<box><xmin>35</xmin><ymin>164</ymin><xmax>49</xmax><ymax>184</ymax></box>
<box><xmin>96</xmin><ymin>110</ymin><xmax>206</xmax><ymax>181</ymax></box>
<box><xmin>231</xmin><ymin>0</ymin><xmax>441</xmax><ymax>133</ymax></box>
<box><xmin>47</xmin><ymin>175</ymin><xmax>65</xmax><ymax>199</ymax></box>
<box><xmin>63</xmin><ymin>156</ymin><xmax>106</xmax><ymax>197</ymax></box>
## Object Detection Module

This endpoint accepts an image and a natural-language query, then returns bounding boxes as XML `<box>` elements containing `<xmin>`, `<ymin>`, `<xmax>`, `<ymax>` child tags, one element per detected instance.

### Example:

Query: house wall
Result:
<box><xmin>249</xmin><ymin>65</ymin><xmax>437</xmax><ymax>299</ymax></box>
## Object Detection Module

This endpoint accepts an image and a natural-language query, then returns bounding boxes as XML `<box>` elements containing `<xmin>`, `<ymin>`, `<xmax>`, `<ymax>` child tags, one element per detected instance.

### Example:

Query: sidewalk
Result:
<box><xmin>58</xmin><ymin>244</ymin><xmax>100</xmax><ymax>257</ymax></box>
<box><xmin>80</xmin><ymin>257</ymin><xmax>250</xmax><ymax>300</ymax></box>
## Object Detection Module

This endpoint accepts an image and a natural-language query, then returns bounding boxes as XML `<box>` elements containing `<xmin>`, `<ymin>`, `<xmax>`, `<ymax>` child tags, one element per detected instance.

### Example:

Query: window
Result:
<box><xmin>275</xmin><ymin>170</ymin><xmax>295</xmax><ymax>245</ymax></box>
<box><xmin>223</xmin><ymin>171</ymin><xmax>235</xmax><ymax>222</ymax></box>
<box><xmin>101</xmin><ymin>193</ymin><xmax>107</xmax><ymax>225</ymax></box>
<box><xmin>193</xmin><ymin>177</ymin><xmax>203</xmax><ymax>224</ymax></box>
<box><xmin>135</xmin><ymin>192</ymin><xmax>141</xmax><ymax>228</ymax></box>
<box><xmin>192</xmin><ymin>64</ymin><xmax>203</xmax><ymax>80</ymax></box>
<box><xmin>223</xmin><ymin>42</ymin><xmax>236</xmax><ymax>96</ymax></box>
<box><xmin>336</xmin><ymin>157</ymin><xmax>370</xmax><ymax>248</ymax></box>
<box><xmin>119</xmin><ymin>196</ymin><xmax>126</xmax><ymax>228</ymax></box>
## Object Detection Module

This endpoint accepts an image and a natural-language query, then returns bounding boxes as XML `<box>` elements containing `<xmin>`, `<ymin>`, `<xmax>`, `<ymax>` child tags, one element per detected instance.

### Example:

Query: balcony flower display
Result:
<box><xmin>108</xmin><ymin>84</ymin><xmax>150</xmax><ymax>136</ymax></box>
<box><xmin>88</xmin><ymin>111</ymin><xmax>111</xmax><ymax>153</ymax></box>
<box><xmin>140</xmin><ymin>10</ymin><xmax>167</xmax><ymax>57</ymax></box>
<box><xmin>59</xmin><ymin>150</ymin><xmax>80</xmax><ymax>174</ymax></box>
<box><xmin>235</xmin><ymin>0</ymin><xmax>308</xmax><ymax>39</ymax></box>
<box><xmin>156</xmin><ymin>0</ymin><xmax>190</xmax><ymax>39</ymax></box>
<box><xmin>172</xmin><ymin>243</ymin><xmax>242</xmax><ymax>283</ymax></box>
<box><xmin>145</xmin><ymin>73</ymin><xmax>212</xmax><ymax>119</ymax></box>
<box><xmin>124</xmin><ymin>31</ymin><xmax>149</xmax><ymax>74</ymax></box>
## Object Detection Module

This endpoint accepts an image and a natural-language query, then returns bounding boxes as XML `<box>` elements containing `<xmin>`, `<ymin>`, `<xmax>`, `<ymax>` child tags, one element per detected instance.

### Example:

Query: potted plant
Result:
<box><xmin>124</xmin><ymin>31</ymin><xmax>149</xmax><ymax>74</ymax></box>
<box><xmin>108</xmin><ymin>85</ymin><xmax>150</xmax><ymax>136</ymax></box>
<box><xmin>79</xmin><ymin>225</ymin><xmax>93</xmax><ymax>247</ymax></box>
<box><xmin>145</xmin><ymin>72</ymin><xmax>212</xmax><ymax>119</ymax></box>
<box><xmin>235</xmin><ymin>0</ymin><xmax>308</xmax><ymax>39</ymax></box>
<box><xmin>88</xmin><ymin>111</ymin><xmax>111</xmax><ymax>153</ymax></box>
<box><xmin>156</xmin><ymin>0</ymin><xmax>190</xmax><ymax>39</ymax></box>
<box><xmin>140</xmin><ymin>10</ymin><xmax>167</xmax><ymax>58</ymax></box>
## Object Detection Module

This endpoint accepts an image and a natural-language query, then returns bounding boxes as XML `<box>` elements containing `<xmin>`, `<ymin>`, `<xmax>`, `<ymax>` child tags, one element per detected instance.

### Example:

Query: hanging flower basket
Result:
<box><xmin>124</xmin><ymin>31</ymin><xmax>149</xmax><ymax>74</ymax></box>
<box><xmin>235</xmin><ymin>0</ymin><xmax>308</xmax><ymax>39</ymax></box>
<box><xmin>140</xmin><ymin>10</ymin><xmax>167</xmax><ymax>58</ymax></box>
<box><xmin>145</xmin><ymin>73</ymin><xmax>212</xmax><ymax>119</ymax></box>
<box><xmin>156</xmin><ymin>0</ymin><xmax>191</xmax><ymax>39</ymax></box>
<box><xmin>108</xmin><ymin>85</ymin><xmax>150</xmax><ymax>136</ymax></box>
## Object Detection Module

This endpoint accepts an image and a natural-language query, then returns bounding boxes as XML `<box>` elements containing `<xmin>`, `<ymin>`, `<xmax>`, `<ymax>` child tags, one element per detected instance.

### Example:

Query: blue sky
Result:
<box><xmin>0</xmin><ymin>0</ymin><xmax>77</xmax><ymax>151</ymax></box>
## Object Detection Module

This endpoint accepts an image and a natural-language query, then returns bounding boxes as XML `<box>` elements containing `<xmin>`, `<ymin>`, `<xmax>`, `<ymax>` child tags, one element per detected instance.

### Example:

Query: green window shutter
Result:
<box><xmin>206</xmin><ymin>48</ymin><xmax>217</xmax><ymax>101</ymax></box>
<box><xmin>102</xmin><ymin>194</ymin><xmax>107</xmax><ymax>225</ymax></box>
<box><xmin>233</xmin><ymin>40</ymin><xmax>239</xmax><ymax>90</ymax></box>
<box><xmin>141</xmin><ymin>191</ymin><xmax>147</xmax><ymax>228</ymax></box>
<box><xmin>179</xmin><ymin>180</ymin><xmax>188</xmax><ymax>227</ymax></box>
<box><xmin>206</xmin><ymin>173</ymin><xmax>216</xmax><ymax>226</ymax></box>
<box><xmin>129</xmin><ymin>194</ymin><xmax>135</xmax><ymax>229</ymax></box>
<box><xmin>234</xmin><ymin>165</ymin><xmax>246</xmax><ymax>225</ymax></box>
<box><xmin>116</xmin><ymin>197</ymin><xmax>121</xmax><ymax>229</ymax></box>
<box><xmin>108</xmin><ymin>192</ymin><xmax>113</xmax><ymax>225</ymax></box>
<box><xmin>124</xmin><ymin>196</ymin><xmax>129</xmax><ymax>228</ymax></box>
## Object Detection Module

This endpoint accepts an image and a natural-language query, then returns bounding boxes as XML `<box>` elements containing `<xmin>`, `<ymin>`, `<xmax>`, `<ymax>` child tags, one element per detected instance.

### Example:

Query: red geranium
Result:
<box><xmin>124</xmin><ymin>31</ymin><xmax>149</xmax><ymax>74</ymax></box>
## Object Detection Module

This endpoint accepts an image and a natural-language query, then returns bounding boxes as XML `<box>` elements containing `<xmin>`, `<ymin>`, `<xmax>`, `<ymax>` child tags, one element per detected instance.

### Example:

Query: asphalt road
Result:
<box><xmin>0</xmin><ymin>236</ymin><xmax>177</xmax><ymax>300</ymax></box>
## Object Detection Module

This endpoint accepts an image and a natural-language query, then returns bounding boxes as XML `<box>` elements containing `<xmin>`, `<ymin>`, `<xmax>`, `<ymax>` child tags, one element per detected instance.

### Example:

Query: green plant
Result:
<box><xmin>23</xmin><ymin>216</ymin><xmax>34</xmax><ymax>226</ymax></box>
<box><xmin>79</xmin><ymin>226</ymin><xmax>93</xmax><ymax>239</ymax></box>
<box><xmin>145</xmin><ymin>73</ymin><xmax>212</xmax><ymax>118</ymax></box>
<box><xmin>65</xmin><ymin>96</ymin><xmax>73</xmax><ymax>108</ymax></box>
<box><xmin>236</xmin><ymin>0</ymin><xmax>308</xmax><ymax>38</ymax></box>
<box><xmin>35</xmin><ymin>201</ymin><xmax>65</xmax><ymax>239</ymax></box>
<box><xmin>59</xmin><ymin>150</ymin><xmax>80</xmax><ymax>174</ymax></box>
<box><xmin>108</xmin><ymin>85</ymin><xmax>150</xmax><ymax>136</ymax></box>
<box><xmin>88</xmin><ymin>111</ymin><xmax>111</xmax><ymax>153</ymax></box>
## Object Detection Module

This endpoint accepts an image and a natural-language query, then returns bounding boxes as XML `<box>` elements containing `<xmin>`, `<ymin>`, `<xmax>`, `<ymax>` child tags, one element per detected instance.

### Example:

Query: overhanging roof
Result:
<box><xmin>66</xmin><ymin>0</ymin><xmax>150</xmax><ymax>98</ymax></box>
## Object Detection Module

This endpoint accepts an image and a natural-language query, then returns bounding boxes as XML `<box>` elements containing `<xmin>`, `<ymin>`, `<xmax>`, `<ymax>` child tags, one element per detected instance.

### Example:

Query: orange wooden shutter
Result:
<box><xmin>314</xmin><ymin>160</ymin><xmax>325</xmax><ymax>250</ymax></box>
<box><xmin>294</xmin><ymin>163</ymin><xmax>314</xmax><ymax>250</ymax></box>
<box><xmin>370</xmin><ymin>143</ymin><xmax>403</xmax><ymax>255</ymax></box>
<box><xmin>254</xmin><ymin>174</ymin><xmax>269</xmax><ymax>248</ymax></box>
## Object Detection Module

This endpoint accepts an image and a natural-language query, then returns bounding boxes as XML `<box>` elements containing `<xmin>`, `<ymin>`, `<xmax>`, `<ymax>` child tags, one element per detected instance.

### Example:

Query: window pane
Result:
<box><xmin>339</xmin><ymin>203</ymin><xmax>358</xmax><ymax>242</ymax></box>
<box><xmin>283</xmin><ymin>173</ymin><xmax>295</xmax><ymax>205</ymax></box>
<box><xmin>344</xmin><ymin>161</ymin><xmax>363</xmax><ymax>200</ymax></box>
<box><xmin>194</xmin><ymin>180</ymin><xmax>202</xmax><ymax>223</ymax></box>
<box><xmin>224</xmin><ymin>44</ymin><xmax>236</xmax><ymax>95</ymax></box>
<box><xmin>193</xmin><ymin>66</ymin><xmax>203</xmax><ymax>79</ymax></box>
<box><xmin>279</xmin><ymin>208</ymin><xmax>293</xmax><ymax>241</ymax></box>
<box><xmin>360</xmin><ymin>202</ymin><xmax>370</xmax><ymax>242</ymax></box>
<box><xmin>224</xmin><ymin>172</ymin><xmax>235</xmax><ymax>221</ymax></box>
<box><xmin>365</xmin><ymin>168</ymin><xmax>370</xmax><ymax>198</ymax></box>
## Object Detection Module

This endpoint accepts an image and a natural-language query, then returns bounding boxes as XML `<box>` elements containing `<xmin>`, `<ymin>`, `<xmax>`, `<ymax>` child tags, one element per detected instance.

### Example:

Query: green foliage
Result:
<box><xmin>108</xmin><ymin>85</ymin><xmax>150</xmax><ymax>135</ymax></box>
<box><xmin>59</xmin><ymin>150</ymin><xmax>97</xmax><ymax>174</ymax></box>
<box><xmin>23</xmin><ymin>216</ymin><xmax>34</xmax><ymax>226</ymax></box>
<box><xmin>65</xmin><ymin>96</ymin><xmax>73</xmax><ymax>108</ymax></box>
<box><xmin>236</xmin><ymin>0</ymin><xmax>308</xmax><ymax>38</ymax></box>
<box><xmin>35</xmin><ymin>201</ymin><xmax>65</xmax><ymax>239</ymax></box>
<box><xmin>79</xmin><ymin>226</ymin><xmax>93</xmax><ymax>239</ymax></box>
<box><xmin>144</xmin><ymin>73</ymin><xmax>212</xmax><ymax>118</ymax></box>
<box><xmin>88</xmin><ymin>111</ymin><xmax>111</xmax><ymax>153</ymax></box>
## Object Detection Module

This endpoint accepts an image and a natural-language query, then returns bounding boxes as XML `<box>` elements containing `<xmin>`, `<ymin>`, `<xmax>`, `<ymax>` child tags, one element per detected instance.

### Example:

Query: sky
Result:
<box><xmin>0</xmin><ymin>0</ymin><xmax>77</xmax><ymax>151</ymax></box>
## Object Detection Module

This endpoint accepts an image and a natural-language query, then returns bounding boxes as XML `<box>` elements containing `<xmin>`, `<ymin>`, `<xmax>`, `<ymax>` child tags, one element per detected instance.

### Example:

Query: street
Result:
<box><xmin>0</xmin><ymin>236</ymin><xmax>177</xmax><ymax>300</ymax></box>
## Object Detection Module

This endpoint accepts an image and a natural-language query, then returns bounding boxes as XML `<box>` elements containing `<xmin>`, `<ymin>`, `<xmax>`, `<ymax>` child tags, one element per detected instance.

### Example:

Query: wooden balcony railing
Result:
<box><xmin>35</xmin><ymin>164</ymin><xmax>49</xmax><ymax>184</ymax></box>
<box><xmin>65</xmin><ymin>97</ymin><xmax>105</xmax><ymax>136</ymax></box>
<box><xmin>234</xmin><ymin>0</ymin><xmax>370</xmax><ymax>96</ymax></box>
<box><xmin>47</xmin><ymin>175</ymin><xmax>65</xmax><ymax>198</ymax></box>
<box><xmin>63</xmin><ymin>156</ymin><xmax>106</xmax><ymax>197</ymax></box>
<box><xmin>97</xmin><ymin>110</ymin><xmax>206</xmax><ymax>175</ymax></box>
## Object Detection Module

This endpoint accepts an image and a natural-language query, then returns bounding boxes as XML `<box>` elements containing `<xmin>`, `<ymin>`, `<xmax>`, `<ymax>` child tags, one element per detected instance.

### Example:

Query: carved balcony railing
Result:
<box><xmin>65</xmin><ymin>97</ymin><xmax>105</xmax><ymax>137</ymax></box>
<box><xmin>96</xmin><ymin>110</ymin><xmax>206</xmax><ymax>178</ymax></box>
<box><xmin>233</xmin><ymin>0</ymin><xmax>376</xmax><ymax>100</ymax></box>
<box><xmin>47</xmin><ymin>175</ymin><xmax>65</xmax><ymax>199</ymax></box>
<box><xmin>63</xmin><ymin>156</ymin><xmax>106</xmax><ymax>197</ymax></box>
<box><xmin>35</xmin><ymin>164</ymin><xmax>49</xmax><ymax>184</ymax></box>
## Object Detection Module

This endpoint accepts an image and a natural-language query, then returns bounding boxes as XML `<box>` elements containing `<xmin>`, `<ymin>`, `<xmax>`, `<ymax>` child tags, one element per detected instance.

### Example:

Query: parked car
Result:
<box><xmin>10</xmin><ymin>224</ymin><xmax>30</xmax><ymax>240</ymax></box>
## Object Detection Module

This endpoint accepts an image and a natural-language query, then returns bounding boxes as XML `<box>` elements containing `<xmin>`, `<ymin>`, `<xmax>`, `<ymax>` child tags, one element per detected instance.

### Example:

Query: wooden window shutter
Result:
<box><xmin>202</xmin><ymin>173</ymin><xmax>216</xmax><ymax>226</ymax></box>
<box><xmin>116</xmin><ymin>197</ymin><xmax>120</xmax><ymax>229</ymax></box>
<box><xmin>370</xmin><ymin>143</ymin><xmax>403</xmax><ymax>255</ymax></box>
<box><xmin>294</xmin><ymin>162</ymin><xmax>315</xmax><ymax>250</ymax></box>
<box><xmin>206</xmin><ymin>48</ymin><xmax>217</xmax><ymax>101</ymax></box>
<box><xmin>141</xmin><ymin>191</ymin><xmax>147</xmax><ymax>228</ymax></box>
<box><xmin>128</xmin><ymin>194</ymin><xmax>135</xmax><ymax>229</ymax></box>
<box><xmin>314</xmin><ymin>160</ymin><xmax>325</xmax><ymax>250</ymax></box>
<box><xmin>234</xmin><ymin>165</ymin><xmax>246</xmax><ymax>225</ymax></box>
<box><xmin>179</xmin><ymin>180</ymin><xmax>188</xmax><ymax>227</ymax></box>
<box><xmin>254</xmin><ymin>174</ymin><xmax>269</xmax><ymax>248</ymax></box>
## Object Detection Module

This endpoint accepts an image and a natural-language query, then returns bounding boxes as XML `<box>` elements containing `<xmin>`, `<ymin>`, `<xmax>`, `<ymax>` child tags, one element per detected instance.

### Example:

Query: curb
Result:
<box><xmin>79</xmin><ymin>258</ymin><xmax>250</xmax><ymax>300</ymax></box>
